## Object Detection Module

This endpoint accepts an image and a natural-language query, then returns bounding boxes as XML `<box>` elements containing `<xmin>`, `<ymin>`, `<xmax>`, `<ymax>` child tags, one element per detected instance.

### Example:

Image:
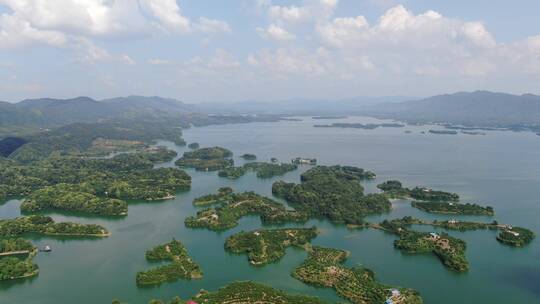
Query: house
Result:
<box><xmin>448</xmin><ymin>219</ymin><xmax>458</xmax><ymax>224</ymax></box>
<box><xmin>429</xmin><ymin>232</ymin><xmax>440</xmax><ymax>240</ymax></box>
<box><xmin>507</xmin><ymin>230</ymin><xmax>520</xmax><ymax>237</ymax></box>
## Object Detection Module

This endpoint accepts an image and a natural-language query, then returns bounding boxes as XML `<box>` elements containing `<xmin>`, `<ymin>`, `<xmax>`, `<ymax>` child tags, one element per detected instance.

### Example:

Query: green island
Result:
<box><xmin>224</xmin><ymin>227</ymin><xmax>318</xmax><ymax>266</ymax></box>
<box><xmin>241</xmin><ymin>153</ymin><xmax>257</xmax><ymax>160</ymax></box>
<box><xmin>314</xmin><ymin>122</ymin><xmax>405</xmax><ymax>129</ymax></box>
<box><xmin>272</xmin><ymin>166</ymin><xmax>389</xmax><ymax>225</ymax></box>
<box><xmin>136</xmin><ymin>239</ymin><xmax>202</xmax><ymax>286</ymax></box>
<box><xmin>218</xmin><ymin>162</ymin><xmax>297</xmax><ymax>180</ymax></box>
<box><xmin>135</xmin><ymin>281</ymin><xmax>327</xmax><ymax>304</ymax></box>
<box><xmin>0</xmin><ymin>256</ymin><xmax>39</xmax><ymax>281</ymax></box>
<box><xmin>175</xmin><ymin>147</ymin><xmax>234</xmax><ymax>171</ymax></box>
<box><xmin>411</xmin><ymin>201</ymin><xmax>494</xmax><ymax>215</ymax></box>
<box><xmin>377</xmin><ymin>218</ymin><xmax>469</xmax><ymax>272</ymax></box>
<box><xmin>21</xmin><ymin>183</ymin><xmax>128</xmax><ymax>216</ymax></box>
<box><xmin>292</xmin><ymin>245</ymin><xmax>422</xmax><ymax>304</ymax></box>
<box><xmin>428</xmin><ymin>130</ymin><xmax>458</xmax><ymax>135</ymax></box>
<box><xmin>188</xmin><ymin>142</ymin><xmax>200</xmax><ymax>150</ymax></box>
<box><xmin>377</xmin><ymin>181</ymin><xmax>460</xmax><ymax>202</ymax></box>
<box><xmin>0</xmin><ymin>238</ymin><xmax>36</xmax><ymax>256</ymax></box>
<box><xmin>0</xmin><ymin>215</ymin><xmax>109</xmax><ymax>238</ymax></box>
<box><xmin>193</xmin><ymin>187</ymin><xmax>234</xmax><ymax>206</ymax></box>
<box><xmin>496</xmin><ymin>227</ymin><xmax>535</xmax><ymax>247</ymax></box>
<box><xmin>2</xmin><ymin>150</ymin><xmax>191</xmax><ymax>215</ymax></box>
<box><xmin>185</xmin><ymin>191</ymin><xmax>308</xmax><ymax>231</ymax></box>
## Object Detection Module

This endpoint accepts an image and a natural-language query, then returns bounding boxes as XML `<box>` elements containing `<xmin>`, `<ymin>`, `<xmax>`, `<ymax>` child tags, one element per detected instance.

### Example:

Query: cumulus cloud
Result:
<box><xmin>263</xmin><ymin>0</ymin><xmax>338</xmax><ymax>24</ymax></box>
<box><xmin>0</xmin><ymin>0</ymin><xmax>230</xmax><ymax>49</ymax></box>
<box><xmin>257</xmin><ymin>24</ymin><xmax>296</xmax><ymax>41</ymax></box>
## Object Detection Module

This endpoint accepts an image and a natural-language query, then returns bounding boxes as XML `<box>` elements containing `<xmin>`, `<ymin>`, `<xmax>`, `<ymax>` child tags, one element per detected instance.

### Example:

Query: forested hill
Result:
<box><xmin>365</xmin><ymin>91</ymin><xmax>540</xmax><ymax>127</ymax></box>
<box><xmin>0</xmin><ymin>96</ymin><xmax>195</xmax><ymax>127</ymax></box>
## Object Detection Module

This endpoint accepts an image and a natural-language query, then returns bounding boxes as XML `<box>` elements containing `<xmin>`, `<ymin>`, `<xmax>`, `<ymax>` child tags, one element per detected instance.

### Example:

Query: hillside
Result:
<box><xmin>0</xmin><ymin>96</ymin><xmax>195</xmax><ymax>127</ymax></box>
<box><xmin>366</xmin><ymin>91</ymin><xmax>540</xmax><ymax>127</ymax></box>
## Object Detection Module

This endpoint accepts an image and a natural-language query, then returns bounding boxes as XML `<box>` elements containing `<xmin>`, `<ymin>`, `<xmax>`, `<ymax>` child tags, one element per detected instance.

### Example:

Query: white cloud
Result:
<box><xmin>194</xmin><ymin>17</ymin><xmax>231</xmax><ymax>34</ymax></box>
<box><xmin>0</xmin><ymin>13</ymin><xmax>66</xmax><ymax>49</ymax></box>
<box><xmin>148</xmin><ymin>58</ymin><xmax>172</xmax><ymax>65</ymax></box>
<box><xmin>257</xmin><ymin>24</ymin><xmax>296</xmax><ymax>41</ymax></box>
<box><xmin>265</xmin><ymin>0</ymin><xmax>338</xmax><ymax>24</ymax></box>
<box><xmin>140</xmin><ymin>0</ymin><xmax>191</xmax><ymax>33</ymax></box>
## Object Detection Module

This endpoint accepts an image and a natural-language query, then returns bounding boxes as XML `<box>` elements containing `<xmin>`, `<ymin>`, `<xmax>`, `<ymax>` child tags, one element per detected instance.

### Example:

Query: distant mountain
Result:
<box><xmin>0</xmin><ymin>96</ymin><xmax>195</xmax><ymax>127</ymax></box>
<box><xmin>366</xmin><ymin>91</ymin><xmax>540</xmax><ymax>127</ymax></box>
<box><xmin>193</xmin><ymin>96</ymin><xmax>409</xmax><ymax>115</ymax></box>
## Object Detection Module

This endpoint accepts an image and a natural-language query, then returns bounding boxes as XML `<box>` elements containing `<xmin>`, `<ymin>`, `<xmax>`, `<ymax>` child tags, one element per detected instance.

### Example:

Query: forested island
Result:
<box><xmin>188</xmin><ymin>142</ymin><xmax>200</xmax><ymax>150</ymax></box>
<box><xmin>377</xmin><ymin>180</ymin><xmax>460</xmax><ymax>201</ymax></box>
<box><xmin>496</xmin><ymin>227</ymin><xmax>535</xmax><ymax>247</ymax></box>
<box><xmin>412</xmin><ymin>201</ymin><xmax>494</xmax><ymax>215</ymax></box>
<box><xmin>1</xmin><ymin>149</ymin><xmax>191</xmax><ymax>215</ymax></box>
<box><xmin>292</xmin><ymin>245</ymin><xmax>422</xmax><ymax>304</ymax></box>
<box><xmin>314</xmin><ymin>123</ymin><xmax>405</xmax><ymax>129</ymax></box>
<box><xmin>0</xmin><ymin>238</ymin><xmax>35</xmax><ymax>256</ymax></box>
<box><xmin>0</xmin><ymin>257</ymin><xmax>39</xmax><ymax>281</ymax></box>
<box><xmin>185</xmin><ymin>190</ymin><xmax>308</xmax><ymax>231</ymax></box>
<box><xmin>241</xmin><ymin>153</ymin><xmax>257</xmax><ymax>160</ymax></box>
<box><xmin>136</xmin><ymin>239</ymin><xmax>202</xmax><ymax>286</ymax></box>
<box><xmin>136</xmin><ymin>281</ymin><xmax>327</xmax><ymax>304</ymax></box>
<box><xmin>175</xmin><ymin>147</ymin><xmax>233</xmax><ymax>171</ymax></box>
<box><xmin>272</xmin><ymin>166</ymin><xmax>389</xmax><ymax>225</ymax></box>
<box><xmin>224</xmin><ymin>228</ymin><xmax>318</xmax><ymax>266</ymax></box>
<box><xmin>0</xmin><ymin>216</ymin><xmax>109</xmax><ymax>237</ymax></box>
<box><xmin>378</xmin><ymin>218</ymin><xmax>469</xmax><ymax>272</ymax></box>
<box><xmin>218</xmin><ymin>162</ymin><xmax>297</xmax><ymax>179</ymax></box>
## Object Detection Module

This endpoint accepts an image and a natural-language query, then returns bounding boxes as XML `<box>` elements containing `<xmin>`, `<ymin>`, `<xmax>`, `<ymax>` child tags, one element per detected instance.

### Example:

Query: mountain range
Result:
<box><xmin>1</xmin><ymin>91</ymin><xmax>540</xmax><ymax>130</ymax></box>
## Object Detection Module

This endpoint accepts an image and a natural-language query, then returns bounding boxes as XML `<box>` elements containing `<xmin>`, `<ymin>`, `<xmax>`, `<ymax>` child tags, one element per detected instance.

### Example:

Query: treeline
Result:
<box><xmin>272</xmin><ymin>166</ymin><xmax>389</xmax><ymax>225</ymax></box>
<box><xmin>218</xmin><ymin>162</ymin><xmax>297</xmax><ymax>179</ymax></box>
<box><xmin>0</xmin><ymin>216</ymin><xmax>108</xmax><ymax>237</ymax></box>
<box><xmin>175</xmin><ymin>147</ymin><xmax>233</xmax><ymax>171</ymax></box>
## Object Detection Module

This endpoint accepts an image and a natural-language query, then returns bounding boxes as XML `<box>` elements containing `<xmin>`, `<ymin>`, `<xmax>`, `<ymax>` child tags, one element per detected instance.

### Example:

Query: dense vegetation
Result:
<box><xmin>139</xmin><ymin>281</ymin><xmax>326</xmax><ymax>304</ymax></box>
<box><xmin>378</xmin><ymin>181</ymin><xmax>460</xmax><ymax>202</ymax></box>
<box><xmin>188</xmin><ymin>142</ymin><xmax>200</xmax><ymax>149</ymax></box>
<box><xmin>9</xmin><ymin>120</ymin><xmax>186</xmax><ymax>164</ymax></box>
<box><xmin>136</xmin><ymin>239</ymin><xmax>202</xmax><ymax>286</ymax></box>
<box><xmin>0</xmin><ymin>216</ymin><xmax>109</xmax><ymax>237</ymax></box>
<box><xmin>496</xmin><ymin>227</ymin><xmax>535</xmax><ymax>247</ymax></box>
<box><xmin>292</xmin><ymin>246</ymin><xmax>422</xmax><ymax>304</ymax></box>
<box><xmin>411</xmin><ymin>201</ymin><xmax>494</xmax><ymax>215</ymax></box>
<box><xmin>314</xmin><ymin>123</ymin><xmax>405</xmax><ymax>129</ymax></box>
<box><xmin>225</xmin><ymin>228</ymin><xmax>318</xmax><ymax>265</ymax></box>
<box><xmin>0</xmin><ymin>257</ymin><xmax>39</xmax><ymax>281</ymax></box>
<box><xmin>193</xmin><ymin>187</ymin><xmax>234</xmax><ymax>206</ymax></box>
<box><xmin>175</xmin><ymin>147</ymin><xmax>234</xmax><ymax>171</ymax></box>
<box><xmin>218</xmin><ymin>162</ymin><xmax>298</xmax><ymax>180</ymax></box>
<box><xmin>0</xmin><ymin>238</ymin><xmax>35</xmax><ymax>254</ymax></box>
<box><xmin>272</xmin><ymin>166</ymin><xmax>389</xmax><ymax>225</ymax></box>
<box><xmin>0</xmin><ymin>137</ymin><xmax>28</xmax><ymax>157</ymax></box>
<box><xmin>185</xmin><ymin>191</ymin><xmax>308</xmax><ymax>231</ymax></box>
<box><xmin>241</xmin><ymin>153</ymin><xmax>257</xmax><ymax>160</ymax></box>
<box><xmin>1</xmin><ymin>150</ymin><xmax>191</xmax><ymax>213</ymax></box>
<box><xmin>379</xmin><ymin>218</ymin><xmax>469</xmax><ymax>272</ymax></box>
<box><xmin>21</xmin><ymin>183</ymin><xmax>128</xmax><ymax>216</ymax></box>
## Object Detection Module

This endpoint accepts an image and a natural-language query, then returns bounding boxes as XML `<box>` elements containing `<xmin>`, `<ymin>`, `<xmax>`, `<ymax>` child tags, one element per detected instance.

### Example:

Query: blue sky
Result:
<box><xmin>1</xmin><ymin>0</ymin><xmax>540</xmax><ymax>103</ymax></box>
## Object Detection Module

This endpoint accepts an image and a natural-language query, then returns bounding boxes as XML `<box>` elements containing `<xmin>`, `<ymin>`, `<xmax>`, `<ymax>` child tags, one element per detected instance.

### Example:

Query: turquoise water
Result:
<box><xmin>1</xmin><ymin>116</ymin><xmax>539</xmax><ymax>303</ymax></box>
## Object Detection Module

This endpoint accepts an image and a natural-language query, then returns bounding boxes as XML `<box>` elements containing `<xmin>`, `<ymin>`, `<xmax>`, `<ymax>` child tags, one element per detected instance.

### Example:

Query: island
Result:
<box><xmin>378</xmin><ymin>218</ymin><xmax>469</xmax><ymax>272</ymax></box>
<box><xmin>218</xmin><ymin>162</ymin><xmax>297</xmax><ymax>180</ymax></box>
<box><xmin>185</xmin><ymin>190</ymin><xmax>308</xmax><ymax>231</ymax></box>
<box><xmin>140</xmin><ymin>281</ymin><xmax>327</xmax><ymax>304</ymax></box>
<box><xmin>2</xmin><ymin>149</ymin><xmax>192</xmax><ymax>212</ymax></box>
<box><xmin>411</xmin><ymin>201</ymin><xmax>494</xmax><ymax>215</ymax></box>
<box><xmin>0</xmin><ymin>257</ymin><xmax>39</xmax><ymax>281</ymax></box>
<box><xmin>378</xmin><ymin>181</ymin><xmax>460</xmax><ymax>202</ymax></box>
<box><xmin>188</xmin><ymin>142</ymin><xmax>200</xmax><ymax>150</ymax></box>
<box><xmin>0</xmin><ymin>238</ymin><xmax>36</xmax><ymax>256</ymax></box>
<box><xmin>312</xmin><ymin>116</ymin><xmax>347</xmax><ymax>119</ymax></box>
<box><xmin>496</xmin><ymin>227</ymin><xmax>535</xmax><ymax>247</ymax></box>
<box><xmin>21</xmin><ymin>183</ymin><xmax>128</xmax><ymax>216</ymax></box>
<box><xmin>272</xmin><ymin>166</ymin><xmax>389</xmax><ymax>225</ymax></box>
<box><xmin>0</xmin><ymin>215</ymin><xmax>110</xmax><ymax>238</ymax></box>
<box><xmin>193</xmin><ymin>187</ymin><xmax>234</xmax><ymax>206</ymax></box>
<box><xmin>240</xmin><ymin>153</ymin><xmax>257</xmax><ymax>160</ymax></box>
<box><xmin>291</xmin><ymin>157</ymin><xmax>317</xmax><ymax>165</ymax></box>
<box><xmin>428</xmin><ymin>130</ymin><xmax>458</xmax><ymax>135</ymax></box>
<box><xmin>314</xmin><ymin>123</ymin><xmax>405</xmax><ymax>129</ymax></box>
<box><xmin>224</xmin><ymin>228</ymin><xmax>318</xmax><ymax>266</ymax></box>
<box><xmin>136</xmin><ymin>239</ymin><xmax>202</xmax><ymax>286</ymax></box>
<box><xmin>175</xmin><ymin>146</ymin><xmax>233</xmax><ymax>171</ymax></box>
<box><xmin>292</xmin><ymin>245</ymin><xmax>423</xmax><ymax>304</ymax></box>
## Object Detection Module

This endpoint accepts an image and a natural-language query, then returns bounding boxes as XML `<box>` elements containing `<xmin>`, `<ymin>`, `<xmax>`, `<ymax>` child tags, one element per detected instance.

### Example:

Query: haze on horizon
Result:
<box><xmin>1</xmin><ymin>0</ymin><xmax>540</xmax><ymax>103</ymax></box>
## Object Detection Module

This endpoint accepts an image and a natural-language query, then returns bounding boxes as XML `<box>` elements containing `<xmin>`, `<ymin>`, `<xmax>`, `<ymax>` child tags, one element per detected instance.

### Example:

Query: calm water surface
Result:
<box><xmin>1</xmin><ymin>116</ymin><xmax>539</xmax><ymax>303</ymax></box>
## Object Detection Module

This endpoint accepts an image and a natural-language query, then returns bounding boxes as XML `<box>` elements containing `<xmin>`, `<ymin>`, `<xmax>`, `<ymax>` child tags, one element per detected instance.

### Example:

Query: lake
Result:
<box><xmin>1</xmin><ymin>116</ymin><xmax>539</xmax><ymax>303</ymax></box>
